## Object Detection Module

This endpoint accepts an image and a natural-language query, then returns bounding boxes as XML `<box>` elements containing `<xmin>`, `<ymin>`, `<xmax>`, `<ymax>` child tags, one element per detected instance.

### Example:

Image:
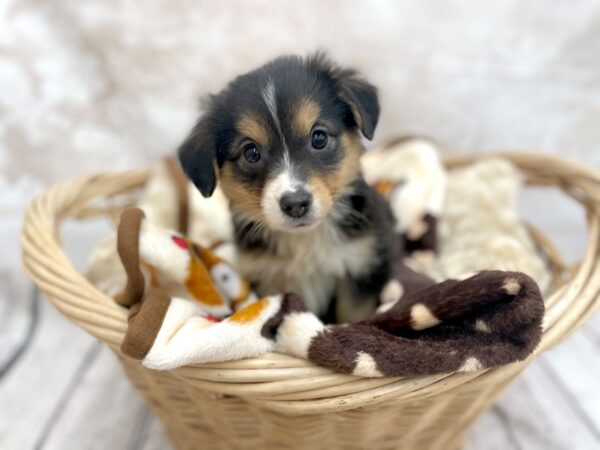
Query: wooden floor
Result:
<box><xmin>2</xmin><ymin>194</ymin><xmax>599</xmax><ymax>450</ymax></box>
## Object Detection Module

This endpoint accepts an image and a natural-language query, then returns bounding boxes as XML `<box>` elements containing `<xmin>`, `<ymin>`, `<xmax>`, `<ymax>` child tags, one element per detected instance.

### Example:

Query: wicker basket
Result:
<box><xmin>21</xmin><ymin>152</ymin><xmax>600</xmax><ymax>450</ymax></box>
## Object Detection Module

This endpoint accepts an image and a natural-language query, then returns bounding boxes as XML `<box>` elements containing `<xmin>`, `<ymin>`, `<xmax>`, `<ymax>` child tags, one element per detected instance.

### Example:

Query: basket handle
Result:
<box><xmin>21</xmin><ymin>171</ymin><xmax>148</xmax><ymax>349</ymax></box>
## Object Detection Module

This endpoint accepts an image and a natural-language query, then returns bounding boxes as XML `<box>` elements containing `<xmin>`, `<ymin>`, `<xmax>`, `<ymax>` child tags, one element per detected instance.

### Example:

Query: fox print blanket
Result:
<box><xmin>90</xmin><ymin>138</ymin><xmax>546</xmax><ymax>376</ymax></box>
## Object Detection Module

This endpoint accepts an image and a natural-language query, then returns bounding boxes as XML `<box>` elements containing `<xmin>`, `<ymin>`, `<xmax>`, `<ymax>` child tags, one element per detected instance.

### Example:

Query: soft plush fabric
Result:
<box><xmin>428</xmin><ymin>159</ymin><xmax>551</xmax><ymax>291</ymax></box>
<box><xmin>114</xmin><ymin>207</ymin><xmax>297</xmax><ymax>369</ymax></box>
<box><xmin>362</xmin><ymin>137</ymin><xmax>446</xmax><ymax>254</ymax></box>
<box><xmin>138</xmin><ymin>156</ymin><xmax>237</xmax><ymax>263</ymax></box>
<box><xmin>86</xmin><ymin>137</ymin><xmax>548</xmax><ymax>375</ymax></box>
<box><xmin>115</xmin><ymin>207</ymin><xmax>543</xmax><ymax>375</ymax></box>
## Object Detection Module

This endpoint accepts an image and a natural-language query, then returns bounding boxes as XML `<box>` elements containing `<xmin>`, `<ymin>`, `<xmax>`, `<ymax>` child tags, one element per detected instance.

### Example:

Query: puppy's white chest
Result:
<box><xmin>237</xmin><ymin>223</ymin><xmax>375</xmax><ymax>316</ymax></box>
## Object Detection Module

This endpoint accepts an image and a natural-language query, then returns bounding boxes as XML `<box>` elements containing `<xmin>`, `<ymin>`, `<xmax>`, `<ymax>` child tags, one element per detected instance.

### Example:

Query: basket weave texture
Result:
<box><xmin>22</xmin><ymin>153</ymin><xmax>600</xmax><ymax>450</ymax></box>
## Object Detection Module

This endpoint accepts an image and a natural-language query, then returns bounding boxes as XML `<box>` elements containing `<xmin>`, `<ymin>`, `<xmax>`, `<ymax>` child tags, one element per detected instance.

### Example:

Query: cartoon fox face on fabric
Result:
<box><xmin>174</xmin><ymin>235</ymin><xmax>257</xmax><ymax>313</ymax></box>
<box><xmin>116</xmin><ymin>209</ymin><xmax>255</xmax><ymax>318</ymax></box>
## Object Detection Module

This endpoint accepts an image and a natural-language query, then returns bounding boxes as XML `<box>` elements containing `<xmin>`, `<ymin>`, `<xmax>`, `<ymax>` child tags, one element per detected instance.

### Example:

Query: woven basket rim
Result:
<box><xmin>21</xmin><ymin>151</ymin><xmax>600</xmax><ymax>415</ymax></box>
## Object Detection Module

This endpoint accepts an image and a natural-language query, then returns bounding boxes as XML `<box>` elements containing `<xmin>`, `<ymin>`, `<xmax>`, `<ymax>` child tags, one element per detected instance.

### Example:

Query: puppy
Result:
<box><xmin>178</xmin><ymin>54</ymin><xmax>397</xmax><ymax>322</ymax></box>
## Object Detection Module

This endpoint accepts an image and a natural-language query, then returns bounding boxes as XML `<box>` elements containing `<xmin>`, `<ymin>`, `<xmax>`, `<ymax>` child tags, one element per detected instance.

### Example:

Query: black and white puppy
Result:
<box><xmin>178</xmin><ymin>54</ymin><xmax>397</xmax><ymax>322</ymax></box>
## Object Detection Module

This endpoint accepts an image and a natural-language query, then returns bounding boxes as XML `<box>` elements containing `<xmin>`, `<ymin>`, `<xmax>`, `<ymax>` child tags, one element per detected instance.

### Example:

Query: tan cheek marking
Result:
<box><xmin>219</xmin><ymin>165</ymin><xmax>263</xmax><ymax>217</ymax></box>
<box><xmin>323</xmin><ymin>132</ymin><xmax>362</xmax><ymax>197</ymax></box>
<box><xmin>309</xmin><ymin>175</ymin><xmax>333</xmax><ymax>213</ymax></box>
<box><xmin>293</xmin><ymin>98</ymin><xmax>320</xmax><ymax>136</ymax></box>
<box><xmin>228</xmin><ymin>298</ymin><xmax>269</xmax><ymax>323</ymax></box>
<box><xmin>236</xmin><ymin>114</ymin><xmax>269</xmax><ymax>148</ymax></box>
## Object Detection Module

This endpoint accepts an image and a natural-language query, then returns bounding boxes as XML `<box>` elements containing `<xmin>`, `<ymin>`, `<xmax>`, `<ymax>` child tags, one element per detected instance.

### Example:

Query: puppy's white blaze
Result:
<box><xmin>281</xmin><ymin>145</ymin><xmax>291</xmax><ymax>169</ymax></box>
<box><xmin>262</xmin><ymin>168</ymin><xmax>299</xmax><ymax>228</ymax></box>
<box><xmin>262</xmin><ymin>80</ymin><xmax>282</xmax><ymax>134</ymax></box>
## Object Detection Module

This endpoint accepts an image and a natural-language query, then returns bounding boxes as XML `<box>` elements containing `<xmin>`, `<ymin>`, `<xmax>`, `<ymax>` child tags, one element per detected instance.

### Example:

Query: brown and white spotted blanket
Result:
<box><xmin>113</xmin><ymin>204</ymin><xmax>544</xmax><ymax>377</ymax></box>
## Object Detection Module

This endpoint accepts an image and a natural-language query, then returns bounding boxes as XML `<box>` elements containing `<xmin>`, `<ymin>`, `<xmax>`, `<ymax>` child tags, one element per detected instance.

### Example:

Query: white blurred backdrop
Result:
<box><xmin>1</xmin><ymin>2</ymin><xmax>599</xmax><ymax>449</ymax></box>
<box><xmin>3</xmin><ymin>0</ymin><xmax>600</xmax><ymax>261</ymax></box>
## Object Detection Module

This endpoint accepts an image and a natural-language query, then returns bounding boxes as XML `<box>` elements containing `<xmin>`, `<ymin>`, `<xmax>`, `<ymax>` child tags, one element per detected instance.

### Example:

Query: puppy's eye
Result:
<box><xmin>311</xmin><ymin>130</ymin><xmax>328</xmax><ymax>150</ymax></box>
<box><xmin>243</xmin><ymin>143</ymin><xmax>261</xmax><ymax>163</ymax></box>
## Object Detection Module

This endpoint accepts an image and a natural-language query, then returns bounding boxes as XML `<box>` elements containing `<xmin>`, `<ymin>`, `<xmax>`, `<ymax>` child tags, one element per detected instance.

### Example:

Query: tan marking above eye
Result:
<box><xmin>236</xmin><ymin>114</ymin><xmax>269</xmax><ymax>148</ymax></box>
<box><xmin>219</xmin><ymin>164</ymin><xmax>263</xmax><ymax>217</ymax></box>
<box><xmin>293</xmin><ymin>98</ymin><xmax>320</xmax><ymax>136</ymax></box>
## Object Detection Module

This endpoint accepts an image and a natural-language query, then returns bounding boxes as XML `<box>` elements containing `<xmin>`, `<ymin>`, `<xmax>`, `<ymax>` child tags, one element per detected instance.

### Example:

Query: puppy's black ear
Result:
<box><xmin>308</xmin><ymin>53</ymin><xmax>380</xmax><ymax>140</ymax></box>
<box><xmin>177</xmin><ymin>119</ymin><xmax>218</xmax><ymax>198</ymax></box>
<box><xmin>337</xmin><ymin>72</ymin><xmax>380</xmax><ymax>140</ymax></box>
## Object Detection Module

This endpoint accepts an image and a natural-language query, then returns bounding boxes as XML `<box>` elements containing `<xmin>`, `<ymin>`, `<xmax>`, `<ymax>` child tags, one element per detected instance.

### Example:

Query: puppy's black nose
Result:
<box><xmin>279</xmin><ymin>190</ymin><xmax>312</xmax><ymax>218</ymax></box>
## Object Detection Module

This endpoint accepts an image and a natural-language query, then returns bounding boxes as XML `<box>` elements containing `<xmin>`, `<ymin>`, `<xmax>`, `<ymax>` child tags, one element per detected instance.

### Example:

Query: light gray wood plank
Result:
<box><xmin>139</xmin><ymin>416</ymin><xmax>174</xmax><ymax>450</ymax></box>
<box><xmin>0</xmin><ymin>273</ymin><xmax>34</xmax><ymax>373</ymax></box>
<box><xmin>465</xmin><ymin>405</ymin><xmax>520</xmax><ymax>450</ymax></box>
<box><xmin>34</xmin><ymin>343</ymin><xmax>103</xmax><ymax>450</ymax></box>
<box><xmin>467</xmin><ymin>345</ymin><xmax>600</xmax><ymax>450</ymax></box>
<box><xmin>42</xmin><ymin>346</ymin><xmax>148</xmax><ymax>450</ymax></box>
<box><xmin>581</xmin><ymin>311</ymin><xmax>600</xmax><ymax>342</ymax></box>
<box><xmin>0</xmin><ymin>296</ymin><xmax>97</xmax><ymax>450</ymax></box>
<box><xmin>538</xmin><ymin>321</ymin><xmax>600</xmax><ymax>434</ymax></box>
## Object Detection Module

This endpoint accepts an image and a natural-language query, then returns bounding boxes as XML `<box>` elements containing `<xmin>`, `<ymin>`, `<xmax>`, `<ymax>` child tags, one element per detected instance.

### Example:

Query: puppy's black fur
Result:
<box><xmin>178</xmin><ymin>53</ymin><xmax>397</xmax><ymax>322</ymax></box>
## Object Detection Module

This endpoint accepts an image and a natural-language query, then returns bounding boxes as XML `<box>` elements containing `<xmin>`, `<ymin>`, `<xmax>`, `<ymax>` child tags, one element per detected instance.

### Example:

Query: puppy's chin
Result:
<box><xmin>267</xmin><ymin>215</ymin><xmax>321</xmax><ymax>233</ymax></box>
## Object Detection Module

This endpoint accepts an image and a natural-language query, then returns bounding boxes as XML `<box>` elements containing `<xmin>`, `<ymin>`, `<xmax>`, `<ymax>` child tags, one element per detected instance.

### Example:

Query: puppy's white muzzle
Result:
<box><xmin>262</xmin><ymin>170</ymin><xmax>325</xmax><ymax>231</ymax></box>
